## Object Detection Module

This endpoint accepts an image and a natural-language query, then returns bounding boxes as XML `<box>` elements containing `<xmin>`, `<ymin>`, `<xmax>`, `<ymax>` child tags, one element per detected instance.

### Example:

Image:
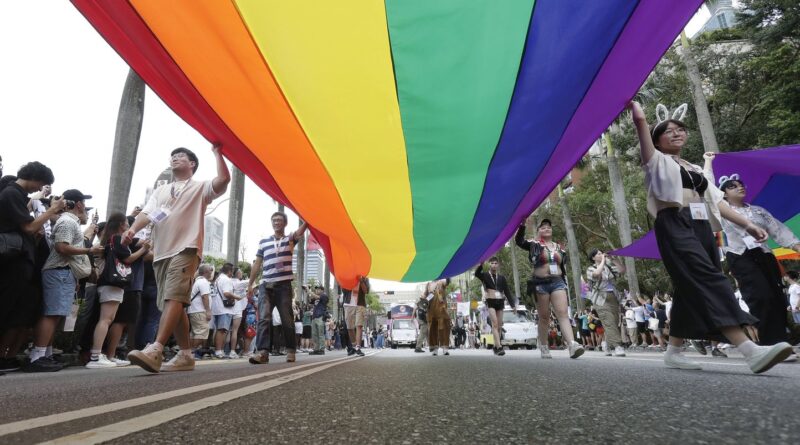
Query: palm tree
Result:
<box><xmin>558</xmin><ymin>184</ymin><xmax>584</xmax><ymax>312</ymax></box>
<box><xmin>226</xmin><ymin>166</ymin><xmax>245</xmax><ymax>265</ymax></box>
<box><xmin>106</xmin><ymin>68</ymin><xmax>145</xmax><ymax>215</ymax></box>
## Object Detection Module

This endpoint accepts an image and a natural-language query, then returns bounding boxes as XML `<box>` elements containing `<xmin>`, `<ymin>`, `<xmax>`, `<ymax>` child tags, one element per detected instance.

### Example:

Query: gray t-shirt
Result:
<box><xmin>43</xmin><ymin>212</ymin><xmax>84</xmax><ymax>270</ymax></box>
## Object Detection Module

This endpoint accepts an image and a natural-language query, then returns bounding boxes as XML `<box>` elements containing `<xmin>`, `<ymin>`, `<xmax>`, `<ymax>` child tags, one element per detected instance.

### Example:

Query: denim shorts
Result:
<box><xmin>214</xmin><ymin>313</ymin><xmax>233</xmax><ymax>331</ymax></box>
<box><xmin>534</xmin><ymin>276</ymin><xmax>568</xmax><ymax>295</ymax></box>
<box><xmin>42</xmin><ymin>268</ymin><xmax>76</xmax><ymax>316</ymax></box>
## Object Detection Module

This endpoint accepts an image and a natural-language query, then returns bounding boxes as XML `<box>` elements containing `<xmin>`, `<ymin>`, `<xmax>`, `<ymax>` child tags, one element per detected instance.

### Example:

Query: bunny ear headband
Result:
<box><xmin>718</xmin><ymin>173</ymin><xmax>741</xmax><ymax>188</ymax></box>
<box><xmin>651</xmin><ymin>103</ymin><xmax>688</xmax><ymax>136</ymax></box>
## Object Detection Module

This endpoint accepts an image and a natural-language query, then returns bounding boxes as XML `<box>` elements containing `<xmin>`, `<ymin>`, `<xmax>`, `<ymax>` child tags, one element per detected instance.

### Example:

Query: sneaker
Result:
<box><xmin>432</xmin><ymin>350</ymin><xmax>438</xmax><ymax>356</ymax></box>
<box><xmin>540</xmin><ymin>346</ymin><xmax>552</xmax><ymax>359</ymax></box>
<box><xmin>746</xmin><ymin>342</ymin><xmax>792</xmax><ymax>374</ymax></box>
<box><xmin>568</xmin><ymin>341</ymin><xmax>585</xmax><ymax>359</ymax></box>
<box><xmin>496</xmin><ymin>348</ymin><xmax>505</xmax><ymax>356</ymax></box>
<box><xmin>0</xmin><ymin>357</ymin><xmax>21</xmax><ymax>372</ymax></box>
<box><xmin>160</xmin><ymin>353</ymin><xmax>195</xmax><ymax>372</ymax></box>
<box><xmin>228</xmin><ymin>351</ymin><xmax>239</xmax><ymax>359</ymax></box>
<box><xmin>414</xmin><ymin>348</ymin><xmax>424</xmax><ymax>353</ymax></box>
<box><xmin>110</xmin><ymin>357</ymin><xmax>131</xmax><ymax>367</ymax></box>
<box><xmin>249</xmin><ymin>351</ymin><xmax>269</xmax><ymax>365</ymax></box>
<box><xmin>286</xmin><ymin>352</ymin><xmax>296</xmax><ymax>362</ymax></box>
<box><xmin>664</xmin><ymin>352</ymin><xmax>702</xmax><ymax>370</ymax></box>
<box><xmin>601</xmin><ymin>340</ymin><xmax>607</xmax><ymax>353</ymax></box>
<box><xmin>314</xmin><ymin>350</ymin><xmax>325</xmax><ymax>355</ymax></box>
<box><xmin>86</xmin><ymin>354</ymin><xmax>117</xmax><ymax>369</ymax></box>
<box><xmin>444</xmin><ymin>351</ymin><xmax>450</xmax><ymax>356</ymax></box>
<box><xmin>689</xmin><ymin>340</ymin><xmax>708</xmax><ymax>355</ymax></box>
<box><xmin>127</xmin><ymin>345</ymin><xmax>163</xmax><ymax>373</ymax></box>
<box><xmin>711</xmin><ymin>347</ymin><xmax>727</xmax><ymax>358</ymax></box>
<box><xmin>347</xmin><ymin>348</ymin><xmax>356</xmax><ymax>357</ymax></box>
<box><xmin>193</xmin><ymin>350</ymin><xmax>204</xmax><ymax>361</ymax></box>
<box><xmin>213</xmin><ymin>352</ymin><xmax>226</xmax><ymax>360</ymax></box>
<box><xmin>614</xmin><ymin>346</ymin><xmax>626</xmax><ymax>357</ymax></box>
<box><xmin>23</xmin><ymin>356</ymin><xmax>63</xmax><ymax>372</ymax></box>
<box><xmin>355</xmin><ymin>348</ymin><xmax>365</xmax><ymax>357</ymax></box>
<box><xmin>604</xmin><ymin>347</ymin><xmax>612</xmax><ymax>357</ymax></box>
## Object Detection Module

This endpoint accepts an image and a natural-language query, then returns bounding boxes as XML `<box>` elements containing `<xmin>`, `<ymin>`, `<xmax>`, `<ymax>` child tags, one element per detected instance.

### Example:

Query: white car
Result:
<box><xmin>481</xmin><ymin>308</ymin><xmax>537</xmax><ymax>349</ymax></box>
<box><xmin>389</xmin><ymin>318</ymin><xmax>417</xmax><ymax>348</ymax></box>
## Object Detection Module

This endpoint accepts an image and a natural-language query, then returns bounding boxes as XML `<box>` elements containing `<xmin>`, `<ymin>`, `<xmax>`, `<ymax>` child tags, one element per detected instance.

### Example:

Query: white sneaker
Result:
<box><xmin>539</xmin><ymin>346</ymin><xmax>552</xmax><ymax>359</ymax></box>
<box><xmin>86</xmin><ymin>354</ymin><xmax>116</xmax><ymax>369</ymax></box>
<box><xmin>160</xmin><ymin>353</ymin><xmax>195</xmax><ymax>372</ymax></box>
<box><xmin>746</xmin><ymin>342</ymin><xmax>792</xmax><ymax>374</ymax></box>
<box><xmin>229</xmin><ymin>351</ymin><xmax>239</xmax><ymax>359</ymax></box>
<box><xmin>568</xmin><ymin>341</ymin><xmax>585</xmax><ymax>359</ymax></box>
<box><xmin>601</xmin><ymin>340</ymin><xmax>607</xmax><ymax>353</ymax></box>
<box><xmin>614</xmin><ymin>346</ymin><xmax>626</xmax><ymax>357</ymax></box>
<box><xmin>110</xmin><ymin>357</ymin><xmax>130</xmax><ymax>367</ymax></box>
<box><xmin>664</xmin><ymin>352</ymin><xmax>702</xmax><ymax>370</ymax></box>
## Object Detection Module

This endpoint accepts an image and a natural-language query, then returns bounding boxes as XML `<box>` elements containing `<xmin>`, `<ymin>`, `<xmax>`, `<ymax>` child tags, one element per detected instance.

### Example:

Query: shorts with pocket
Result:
<box><xmin>344</xmin><ymin>305</ymin><xmax>366</xmax><ymax>328</ymax></box>
<box><xmin>154</xmin><ymin>248</ymin><xmax>199</xmax><ymax>311</ymax></box>
<box><xmin>189</xmin><ymin>312</ymin><xmax>210</xmax><ymax>339</ymax></box>
<box><xmin>534</xmin><ymin>276</ymin><xmax>568</xmax><ymax>295</ymax></box>
<box><xmin>213</xmin><ymin>313</ymin><xmax>233</xmax><ymax>331</ymax></box>
<box><xmin>42</xmin><ymin>268</ymin><xmax>76</xmax><ymax>316</ymax></box>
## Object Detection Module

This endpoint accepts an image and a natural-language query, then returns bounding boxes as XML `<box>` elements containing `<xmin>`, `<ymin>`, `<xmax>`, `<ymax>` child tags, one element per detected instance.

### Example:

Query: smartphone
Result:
<box><xmin>92</xmin><ymin>210</ymin><xmax>99</xmax><ymax>224</ymax></box>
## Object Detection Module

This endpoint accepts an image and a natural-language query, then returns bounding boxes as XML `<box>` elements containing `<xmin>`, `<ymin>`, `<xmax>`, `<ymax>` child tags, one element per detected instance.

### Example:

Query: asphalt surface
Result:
<box><xmin>1</xmin><ymin>347</ymin><xmax>798</xmax><ymax>444</ymax></box>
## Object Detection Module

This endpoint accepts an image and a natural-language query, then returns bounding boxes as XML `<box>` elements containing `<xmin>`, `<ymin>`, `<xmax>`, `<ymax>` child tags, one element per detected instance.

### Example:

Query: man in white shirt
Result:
<box><xmin>787</xmin><ymin>271</ymin><xmax>800</xmax><ymax>324</ymax></box>
<box><xmin>187</xmin><ymin>264</ymin><xmax>213</xmax><ymax>360</ymax></box>
<box><xmin>125</xmin><ymin>145</ymin><xmax>230</xmax><ymax>373</ymax></box>
<box><xmin>211</xmin><ymin>263</ymin><xmax>241</xmax><ymax>359</ymax></box>
<box><xmin>624</xmin><ymin>301</ymin><xmax>639</xmax><ymax>346</ymax></box>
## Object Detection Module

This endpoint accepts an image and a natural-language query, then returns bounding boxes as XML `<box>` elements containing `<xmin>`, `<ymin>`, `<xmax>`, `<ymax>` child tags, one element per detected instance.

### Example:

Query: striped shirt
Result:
<box><xmin>256</xmin><ymin>235</ymin><xmax>294</xmax><ymax>283</ymax></box>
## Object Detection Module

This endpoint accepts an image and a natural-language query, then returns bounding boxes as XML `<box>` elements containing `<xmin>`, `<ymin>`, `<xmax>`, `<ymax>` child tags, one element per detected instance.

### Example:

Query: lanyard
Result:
<box><xmin>488</xmin><ymin>271</ymin><xmax>497</xmax><ymax>288</ymax></box>
<box><xmin>165</xmin><ymin>180</ymin><xmax>190</xmax><ymax>209</ymax></box>
<box><xmin>541</xmin><ymin>240</ymin><xmax>557</xmax><ymax>265</ymax></box>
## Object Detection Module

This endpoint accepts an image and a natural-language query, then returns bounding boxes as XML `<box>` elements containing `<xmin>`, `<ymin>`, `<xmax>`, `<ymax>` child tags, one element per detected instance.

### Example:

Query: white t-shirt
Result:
<box><xmin>632</xmin><ymin>306</ymin><xmax>645</xmax><ymax>323</ymax></box>
<box><xmin>187</xmin><ymin>276</ymin><xmax>211</xmax><ymax>314</ymax></box>
<box><xmin>788</xmin><ymin>284</ymin><xmax>800</xmax><ymax>311</ymax></box>
<box><xmin>624</xmin><ymin>309</ymin><xmax>637</xmax><ymax>329</ymax></box>
<box><xmin>211</xmin><ymin>273</ymin><xmax>235</xmax><ymax>316</ymax></box>
<box><xmin>232</xmin><ymin>279</ymin><xmax>249</xmax><ymax>313</ymax></box>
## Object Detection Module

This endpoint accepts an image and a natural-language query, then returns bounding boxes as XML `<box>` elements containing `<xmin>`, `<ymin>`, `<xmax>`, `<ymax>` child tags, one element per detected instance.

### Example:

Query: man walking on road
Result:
<box><xmin>414</xmin><ymin>294</ymin><xmax>429</xmax><ymax>353</ymax></box>
<box><xmin>125</xmin><ymin>145</ymin><xmax>230</xmax><ymax>373</ymax></box>
<box><xmin>343</xmin><ymin>277</ymin><xmax>369</xmax><ymax>357</ymax></box>
<box><xmin>309</xmin><ymin>285</ymin><xmax>328</xmax><ymax>355</ymax></box>
<box><xmin>247</xmin><ymin>212</ymin><xmax>306</xmax><ymax>365</ymax></box>
<box><xmin>187</xmin><ymin>263</ymin><xmax>213</xmax><ymax>359</ymax></box>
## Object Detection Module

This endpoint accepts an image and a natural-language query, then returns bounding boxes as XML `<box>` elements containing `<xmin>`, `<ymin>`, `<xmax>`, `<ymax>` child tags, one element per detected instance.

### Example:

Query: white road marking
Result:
<box><xmin>38</xmin><ymin>354</ymin><xmax>370</xmax><ymax>445</ymax></box>
<box><xmin>0</xmin><ymin>354</ymin><xmax>367</xmax><ymax>437</ymax></box>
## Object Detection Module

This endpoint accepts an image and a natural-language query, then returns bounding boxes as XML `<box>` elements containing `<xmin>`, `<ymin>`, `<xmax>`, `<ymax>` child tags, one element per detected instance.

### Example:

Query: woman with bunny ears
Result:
<box><xmin>705</xmin><ymin>158</ymin><xmax>800</xmax><ymax>350</ymax></box>
<box><xmin>629</xmin><ymin>101</ymin><xmax>792</xmax><ymax>374</ymax></box>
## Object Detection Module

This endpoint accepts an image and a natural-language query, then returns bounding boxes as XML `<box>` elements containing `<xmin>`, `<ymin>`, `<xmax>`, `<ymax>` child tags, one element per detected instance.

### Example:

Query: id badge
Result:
<box><xmin>149</xmin><ymin>207</ymin><xmax>172</xmax><ymax>225</ymax></box>
<box><xmin>549</xmin><ymin>264</ymin><xmax>559</xmax><ymax>275</ymax></box>
<box><xmin>494</xmin><ymin>290</ymin><xmax>503</xmax><ymax>299</ymax></box>
<box><xmin>426</xmin><ymin>293</ymin><xmax>434</xmax><ymax>301</ymax></box>
<box><xmin>742</xmin><ymin>235</ymin><xmax>760</xmax><ymax>250</ymax></box>
<box><xmin>63</xmin><ymin>302</ymin><xmax>79</xmax><ymax>332</ymax></box>
<box><xmin>689</xmin><ymin>202</ymin><xmax>709</xmax><ymax>220</ymax></box>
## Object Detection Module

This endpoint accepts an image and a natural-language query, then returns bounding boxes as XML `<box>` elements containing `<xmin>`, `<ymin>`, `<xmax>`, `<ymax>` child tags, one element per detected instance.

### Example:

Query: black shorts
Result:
<box><xmin>302</xmin><ymin>325</ymin><xmax>312</xmax><ymax>339</ymax></box>
<box><xmin>486</xmin><ymin>298</ymin><xmax>505</xmax><ymax>311</ymax></box>
<box><xmin>636</xmin><ymin>321</ymin><xmax>647</xmax><ymax>334</ymax></box>
<box><xmin>114</xmin><ymin>291</ymin><xmax>141</xmax><ymax>324</ymax></box>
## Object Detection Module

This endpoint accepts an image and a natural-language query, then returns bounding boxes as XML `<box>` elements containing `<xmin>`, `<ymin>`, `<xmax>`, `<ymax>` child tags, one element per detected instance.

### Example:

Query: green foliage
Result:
<box><xmin>365</xmin><ymin>292</ymin><xmax>384</xmax><ymax>313</ymax></box>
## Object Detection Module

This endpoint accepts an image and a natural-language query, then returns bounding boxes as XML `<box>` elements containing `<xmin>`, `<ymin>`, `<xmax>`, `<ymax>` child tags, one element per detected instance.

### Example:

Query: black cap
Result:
<box><xmin>537</xmin><ymin>218</ymin><xmax>552</xmax><ymax>228</ymax></box>
<box><xmin>62</xmin><ymin>189</ymin><xmax>93</xmax><ymax>211</ymax></box>
<box><xmin>314</xmin><ymin>285</ymin><xmax>324</xmax><ymax>290</ymax></box>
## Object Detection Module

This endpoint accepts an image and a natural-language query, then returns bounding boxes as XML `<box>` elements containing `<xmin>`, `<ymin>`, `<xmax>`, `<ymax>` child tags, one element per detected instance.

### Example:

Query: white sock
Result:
<box><xmin>90</xmin><ymin>349</ymin><xmax>101</xmax><ymax>360</ymax></box>
<box><xmin>737</xmin><ymin>340</ymin><xmax>758</xmax><ymax>358</ymax></box>
<box><xmin>665</xmin><ymin>344</ymin><xmax>683</xmax><ymax>356</ymax></box>
<box><xmin>30</xmin><ymin>347</ymin><xmax>47</xmax><ymax>362</ymax></box>
<box><xmin>45</xmin><ymin>346</ymin><xmax>53</xmax><ymax>357</ymax></box>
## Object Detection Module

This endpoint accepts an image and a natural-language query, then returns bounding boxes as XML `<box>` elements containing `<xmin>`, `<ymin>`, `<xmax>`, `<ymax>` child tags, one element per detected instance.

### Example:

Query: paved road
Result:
<box><xmin>1</xmin><ymin>347</ymin><xmax>798</xmax><ymax>444</ymax></box>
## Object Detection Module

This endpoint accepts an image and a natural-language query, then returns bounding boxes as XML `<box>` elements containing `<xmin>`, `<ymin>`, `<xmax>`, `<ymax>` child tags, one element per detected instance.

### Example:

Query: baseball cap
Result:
<box><xmin>537</xmin><ymin>218</ymin><xmax>552</xmax><ymax>228</ymax></box>
<box><xmin>62</xmin><ymin>189</ymin><xmax>93</xmax><ymax>211</ymax></box>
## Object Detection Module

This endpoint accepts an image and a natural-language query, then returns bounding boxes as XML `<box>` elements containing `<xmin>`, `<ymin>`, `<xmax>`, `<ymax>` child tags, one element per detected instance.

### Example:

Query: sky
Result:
<box><xmin>0</xmin><ymin>3</ymin><xmax>710</xmax><ymax>291</ymax></box>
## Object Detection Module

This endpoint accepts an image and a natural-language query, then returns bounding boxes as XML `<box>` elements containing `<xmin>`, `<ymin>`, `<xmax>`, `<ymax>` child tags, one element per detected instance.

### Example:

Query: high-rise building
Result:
<box><xmin>292</xmin><ymin>246</ymin><xmax>325</xmax><ymax>285</ymax></box>
<box><xmin>204</xmin><ymin>216</ymin><xmax>224</xmax><ymax>259</ymax></box>
<box><xmin>696</xmin><ymin>0</ymin><xmax>737</xmax><ymax>36</ymax></box>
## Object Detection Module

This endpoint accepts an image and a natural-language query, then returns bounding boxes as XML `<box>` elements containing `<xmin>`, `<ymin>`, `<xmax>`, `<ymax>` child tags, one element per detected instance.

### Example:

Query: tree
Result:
<box><xmin>107</xmin><ymin>68</ymin><xmax>145</xmax><ymax>215</ymax></box>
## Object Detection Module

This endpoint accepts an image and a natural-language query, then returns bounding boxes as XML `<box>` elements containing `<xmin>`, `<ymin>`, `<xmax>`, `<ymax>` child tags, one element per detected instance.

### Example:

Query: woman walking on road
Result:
<box><xmin>630</xmin><ymin>101</ymin><xmax>791</xmax><ymax>373</ymax></box>
<box><xmin>516</xmin><ymin>218</ymin><xmax>584</xmax><ymax>359</ymax></box>
<box><xmin>426</xmin><ymin>279</ymin><xmax>452</xmax><ymax>356</ymax></box>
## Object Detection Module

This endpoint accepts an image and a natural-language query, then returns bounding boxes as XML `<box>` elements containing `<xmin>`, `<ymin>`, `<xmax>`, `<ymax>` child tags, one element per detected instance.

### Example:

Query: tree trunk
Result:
<box><xmin>323</xmin><ymin>260</ymin><xmax>331</xmax><ymax>300</ymax></box>
<box><xmin>680</xmin><ymin>30</ymin><xmax>719</xmax><ymax>153</ymax></box>
<box><xmin>106</xmin><ymin>68</ymin><xmax>145</xmax><ymax>215</ymax></box>
<box><xmin>226</xmin><ymin>166</ymin><xmax>245</xmax><ymax>265</ymax></box>
<box><xmin>295</xmin><ymin>218</ymin><xmax>306</xmax><ymax>302</ymax></box>
<box><xmin>558</xmin><ymin>185</ymin><xmax>584</xmax><ymax>312</ymax></box>
<box><xmin>508</xmin><ymin>240</ymin><xmax>522</xmax><ymax>305</ymax></box>
<box><xmin>604</xmin><ymin>132</ymin><xmax>641</xmax><ymax>300</ymax></box>
<box><xmin>277</xmin><ymin>203</ymin><xmax>285</xmax><ymax>213</ymax></box>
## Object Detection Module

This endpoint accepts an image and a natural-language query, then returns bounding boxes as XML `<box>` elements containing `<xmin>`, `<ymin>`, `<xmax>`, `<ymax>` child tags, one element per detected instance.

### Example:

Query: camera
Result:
<box><xmin>44</xmin><ymin>196</ymin><xmax>76</xmax><ymax>210</ymax></box>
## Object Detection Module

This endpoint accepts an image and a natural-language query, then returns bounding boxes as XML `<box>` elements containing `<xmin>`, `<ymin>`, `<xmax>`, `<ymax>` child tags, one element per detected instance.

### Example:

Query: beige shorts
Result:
<box><xmin>154</xmin><ymin>249</ymin><xmax>199</xmax><ymax>311</ymax></box>
<box><xmin>188</xmin><ymin>312</ymin><xmax>210</xmax><ymax>339</ymax></box>
<box><xmin>344</xmin><ymin>305</ymin><xmax>366</xmax><ymax>328</ymax></box>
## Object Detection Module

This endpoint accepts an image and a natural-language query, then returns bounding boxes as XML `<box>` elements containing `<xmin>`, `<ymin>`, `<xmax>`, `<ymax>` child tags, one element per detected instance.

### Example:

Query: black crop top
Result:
<box><xmin>679</xmin><ymin>166</ymin><xmax>708</xmax><ymax>194</ymax></box>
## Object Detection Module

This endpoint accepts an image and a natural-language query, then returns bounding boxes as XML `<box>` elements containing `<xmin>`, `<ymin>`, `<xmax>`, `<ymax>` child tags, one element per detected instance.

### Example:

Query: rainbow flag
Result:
<box><xmin>72</xmin><ymin>0</ymin><xmax>701</xmax><ymax>287</ymax></box>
